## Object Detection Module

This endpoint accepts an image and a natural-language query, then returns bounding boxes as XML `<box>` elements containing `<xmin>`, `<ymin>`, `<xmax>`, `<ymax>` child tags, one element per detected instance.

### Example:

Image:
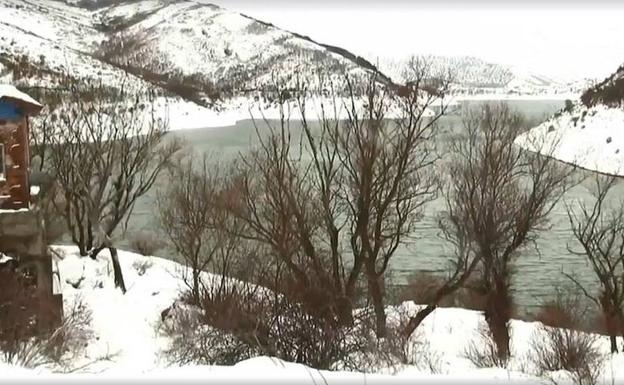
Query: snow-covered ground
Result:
<box><xmin>515</xmin><ymin>103</ymin><xmax>624</xmax><ymax>176</ymax></box>
<box><xmin>1</xmin><ymin>246</ymin><xmax>623</xmax><ymax>384</ymax></box>
<box><xmin>163</xmin><ymin>95</ymin><xmax>440</xmax><ymax>130</ymax></box>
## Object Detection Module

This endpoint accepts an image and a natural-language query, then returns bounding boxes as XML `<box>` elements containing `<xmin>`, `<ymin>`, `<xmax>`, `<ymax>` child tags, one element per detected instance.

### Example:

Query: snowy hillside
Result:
<box><xmin>379</xmin><ymin>55</ymin><xmax>595</xmax><ymax>98</ymax></box>
<box><xmin>580</xmin><ymin>63</ymin><xmax>624</xmax><ymax>108</ymax></box>
<box><xmin>0</xmin><ymin>0</ymin><xmax>148</xmax><ymax>88</ymax></box>
<box><xmin>0</xmin><ymin>0</ymin><xmax>389</xmax><ymax>107</ymax></box>
<box><xmin>515</xmin><ymin>63</ymin><xmax>624</xmax><ymax>176</ymax></box>
<box><xmin>0</xmin><ymin>246</ymin><xmax>624</xmax><ymax>384</ymax></box>
<box><xmin>95</xmin><ymin>1</ymin><xmax>388</xmax><ymax>91</ymax></box>
<box><xmin>2</xmin><ymin>246</ymin><xmax>623</xmax><ymax>384</ymax></box>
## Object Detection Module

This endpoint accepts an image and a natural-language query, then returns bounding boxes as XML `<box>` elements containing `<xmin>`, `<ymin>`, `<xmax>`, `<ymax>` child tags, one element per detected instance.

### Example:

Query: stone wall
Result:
<box><xmin>0</xmin><ymin>208</ymin><xmax>52</xmax><ymax>297</ymax></box>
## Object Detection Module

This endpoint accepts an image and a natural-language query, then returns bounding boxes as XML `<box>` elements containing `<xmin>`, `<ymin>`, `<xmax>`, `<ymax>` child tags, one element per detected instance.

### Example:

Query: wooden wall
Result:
<box><xmin>0</xmin><ymin>116</ymin><xmax>30</xmax><ymax>209</ymax></box>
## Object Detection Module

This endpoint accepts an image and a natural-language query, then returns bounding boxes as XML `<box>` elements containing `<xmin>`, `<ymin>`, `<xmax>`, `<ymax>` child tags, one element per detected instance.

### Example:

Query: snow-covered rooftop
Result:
<box><xmin>0</xmin><ymin>84</ymin><xmax>43</xmax><ymax>115</ymax></box>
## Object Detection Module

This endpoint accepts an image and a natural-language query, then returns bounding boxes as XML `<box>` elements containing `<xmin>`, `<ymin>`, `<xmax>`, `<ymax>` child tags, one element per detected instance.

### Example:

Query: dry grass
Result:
<box><xmin>1</xmin><ymin>296</ymin><xmax>93</xmax><ymax>370</ymax></box>
<box><xmin>529</xmin><ymin>326</ymin><xmax>603</xmax><ymax>385</ymax></box>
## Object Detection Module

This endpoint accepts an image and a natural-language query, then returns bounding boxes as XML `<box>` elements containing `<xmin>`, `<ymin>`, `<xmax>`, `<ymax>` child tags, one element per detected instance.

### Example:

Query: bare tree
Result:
<box><xmin>158</xmin><ymin>153</ymin><xmax>254</xmax><ymax>304</ymax></box>
<box><xmin>226</xmin><ymin>58</ymin><xmax>452</xmax><ymax>337</ymax></box>
<box><xmin>436</xmin><ymin>103</ymin><xmax>575</xmax><ymax>361</ymax></box>
<box><xmin>42</xmin><ymin>77</ymin><xmax>181</xmax><ymax>292</ymax></box>
<box><xmin>338</xmin><ymin>65</ymin><xmax>447</xmax><ymax>337</ymax></box>
<box><xmin>566</xmin><ymin>174</ymin><xmax>624</xmax><ymax>353</ymax></box>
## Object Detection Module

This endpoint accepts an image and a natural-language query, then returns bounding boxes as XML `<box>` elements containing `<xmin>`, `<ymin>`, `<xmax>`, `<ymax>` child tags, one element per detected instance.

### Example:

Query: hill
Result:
<box><xmin>515</xmin><ymin>63</ymin><xmax>624</xmax><ymax>176</ymax></box>
<box><xmin>379</xmin><ymin>55</ymin><xmax>595</xmax><ymax>98</ymax></box>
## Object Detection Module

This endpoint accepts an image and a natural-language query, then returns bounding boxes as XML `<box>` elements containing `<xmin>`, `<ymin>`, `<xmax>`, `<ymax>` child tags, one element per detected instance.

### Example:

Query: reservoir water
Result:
<box><xmin>118</xmin><ymin>99</ymin><xmax>615</xmax><ymax>314</ymax></box>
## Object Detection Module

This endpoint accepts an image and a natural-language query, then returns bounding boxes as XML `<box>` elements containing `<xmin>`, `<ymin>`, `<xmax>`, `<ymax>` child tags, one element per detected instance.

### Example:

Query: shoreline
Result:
<box><xmin>165</xmin><ymin>94</ymin><xmax>573</xmax><ymax>132</ymax></box>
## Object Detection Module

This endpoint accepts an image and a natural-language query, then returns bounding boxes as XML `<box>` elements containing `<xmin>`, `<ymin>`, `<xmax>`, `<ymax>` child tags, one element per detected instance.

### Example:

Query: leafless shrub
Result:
<box><xmin>130</xmin><ymin>232</ymin><xmax>165</xmax><ymax>256</ymax></box>
<box><xmin>1</xmin><ymin>288</ymin><xmax>92</xmax><ymax>370</ymax></box>
<box><xmin>400</xmin><ymin>272</ymin><xmax>487</xmax><ymax>312</ymax></box>
<box><xmin>529</xmin><ymin>326</ymin><xmax>603</xmax><ymax>385</ymax></box>
<box><xmin>525</xmin><ymin>284</ymin><xmax>605</xmax><ymax>385</ymax></box>
<box><xmin>160</xmin><ymin>299</ymin><xmax>258</xmax><ymax>366</ymax></box>
<box><xmin>40</xmin><ymin>297</ymin><xmax>93</xmax><ymax>368</ymax></box>
<box><xmin>535</xmin><ymin>284</ymin><xmax>592</xmax><ymax>330</ymax></box>
<box><xmin>162</xmin><ymin>276</ymin><xmax>372</xmax><ymax>370</ymax></box>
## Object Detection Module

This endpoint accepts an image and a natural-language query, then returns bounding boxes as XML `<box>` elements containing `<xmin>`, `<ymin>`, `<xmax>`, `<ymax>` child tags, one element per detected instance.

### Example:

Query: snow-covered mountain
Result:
<box><xmin>515</xmin><ymin>63</ymin><xmax>624</xmax><ymax>176</ymax></box>
<box><xmin>379</xmin><ymin>55</ymin><xmax>595</xmax><ymax>98</ymax></box>
<box><xmin>0</xmin><ymin>0</ymin><xmax>391</xmax><ymax>106</ymax></box>
<box><xmin>1</xmin><ymin>0</ymin><xmax>594</xmax><ymax>106</ymax></box>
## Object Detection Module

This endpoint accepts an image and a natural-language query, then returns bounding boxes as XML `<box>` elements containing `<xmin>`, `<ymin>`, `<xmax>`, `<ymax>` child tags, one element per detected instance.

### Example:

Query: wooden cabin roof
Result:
<box><xmin>0</xmin><ymin>85</ymin><xmax>42</xmax><ymax>116</ymax></box>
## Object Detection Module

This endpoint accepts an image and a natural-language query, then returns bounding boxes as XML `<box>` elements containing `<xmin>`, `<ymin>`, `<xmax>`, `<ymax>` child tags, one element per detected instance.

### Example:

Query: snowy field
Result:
<box><xmin>1</xmin><ymin>246</ymin><xmax>623</xmax><ymax>384</ymax></box>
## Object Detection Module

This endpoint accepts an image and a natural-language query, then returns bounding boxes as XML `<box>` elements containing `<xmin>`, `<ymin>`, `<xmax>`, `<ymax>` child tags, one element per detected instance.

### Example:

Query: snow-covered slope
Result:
<box><xmin>94</xmin><ymin>0</ymin><xmax>390</xmax><ymax>95</ymax></box>
<box><xmin>2</xmin><ymin>246</ymin><xmax>624</xmax><ymax>384</ymax></box>
<box><xmin>580</xmin><ymin>63</ymin><xmax>624</xmax><ymax>108</ymax></box>
<box><xmin>0</xmin><ymin>0</ymin><xmax>390</xmax><ymax>105</ymax></box>
<box><xmin>515</xmin><ymin>104</ymin><xmax>624</xmax><ymax>176</ymax></box>
<box><xmin>516</xmin><ymin>64</ymin><xmax>624</xmax><ymax>176</ymax></box>
<box><xmin>379</xmin><ymin>55</ymin><xmax>595</xmax><ymax>98</ymax></box>
<box><xmin>0</xmin><ymin>0</ymin><xmax>148</xmax><ymax>88</ymax></box>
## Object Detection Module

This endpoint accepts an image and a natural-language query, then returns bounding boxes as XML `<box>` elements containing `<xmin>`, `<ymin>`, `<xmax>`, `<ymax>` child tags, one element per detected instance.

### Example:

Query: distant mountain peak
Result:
<box><xmin>378</xmin><ymin>54</ymin><xmax>594</xmax><ymax>97</ymax></box>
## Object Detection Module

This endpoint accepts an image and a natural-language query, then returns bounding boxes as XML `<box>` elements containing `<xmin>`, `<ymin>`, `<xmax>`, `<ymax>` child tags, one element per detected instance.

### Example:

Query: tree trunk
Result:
<box><xmin>89</xmin><ymin>245</ymin><xmax>105</xmax><ymax>260</ymax></box>
<box><xmin>192</xmin><ymin>269</ymin><xmax>200</xmax><ymax>305</ymax></box>
<box><xmin>609</xmin><ymin>335</ymin><xmax>618</xmax><ymax>354</ymax></box>
<box><xmin>109</xmin><ymin>246</ymin><xmax>127</xmax><ymax>294</ymax></box>
<box><xmin>484</xmin><ymin>279</ymin><xmax>512</xmax><ymax>362</ymax></box>
<box><xmin>606</xmin><ymin>316</ymin><xmax>618</xmax><ymax>353</ymax></box>
<box><xmin>367</xmin><ymin>272</ymin><xmax>387</xmax><ymax>338</ymax></box>
<box><xmin>403</xmin><ymin>304</ymin><xmax>437</xmax><ymax>338</ymax></box>
<box><xmin>603</xmin><ymin>308</ymin><xmax>619</xmax><ymax>353</ymax></box>
<box><xmin>335</xmin><ymin>295</ymin><xmax>354</xmax><ymax>326</ymax></box>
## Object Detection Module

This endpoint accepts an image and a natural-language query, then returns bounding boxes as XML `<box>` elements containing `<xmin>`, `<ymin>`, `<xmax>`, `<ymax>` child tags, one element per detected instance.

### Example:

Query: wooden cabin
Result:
<box><xmin>0</xmin><ymin>85</ymin><xmax>41</xmax><ymax>209</ymax></box>
<box><xmin>0</xmin><ymin>85</ymin><xmax>62</xmax><ymax>330</ymax></box>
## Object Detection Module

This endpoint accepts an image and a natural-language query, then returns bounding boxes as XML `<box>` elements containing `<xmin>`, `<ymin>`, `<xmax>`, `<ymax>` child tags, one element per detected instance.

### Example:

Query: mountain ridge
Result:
<box><xmin>0</xmin><ymin>0</ymin><xmax>592</xmax><ymax>106</ymax></box>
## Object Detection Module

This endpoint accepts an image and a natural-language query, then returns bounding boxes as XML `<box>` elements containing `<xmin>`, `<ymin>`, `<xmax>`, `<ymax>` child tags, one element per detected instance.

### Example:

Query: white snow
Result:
<box><xmin>0</xmin><ymin>84</ymin><xmax>42</xmax><ymax>109</ymax></box>
<box><xmin>515</xmin><ymin>103</ymin><xmax>624</xmax><ymax>176</ymax></box>
<box><xmin>0</xmin><ymin>253</ymin><xmax>12</xmax><ymax>264</ymax></box>
<box><xmin>1</xmin><ymin>246</ymin><xmax>623</xmax><ymax>384</ymax></box>
<box><xmin>163</xmin><ymin>95</ymin><xmax>437</xmax><ymax>131</ymax></box>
